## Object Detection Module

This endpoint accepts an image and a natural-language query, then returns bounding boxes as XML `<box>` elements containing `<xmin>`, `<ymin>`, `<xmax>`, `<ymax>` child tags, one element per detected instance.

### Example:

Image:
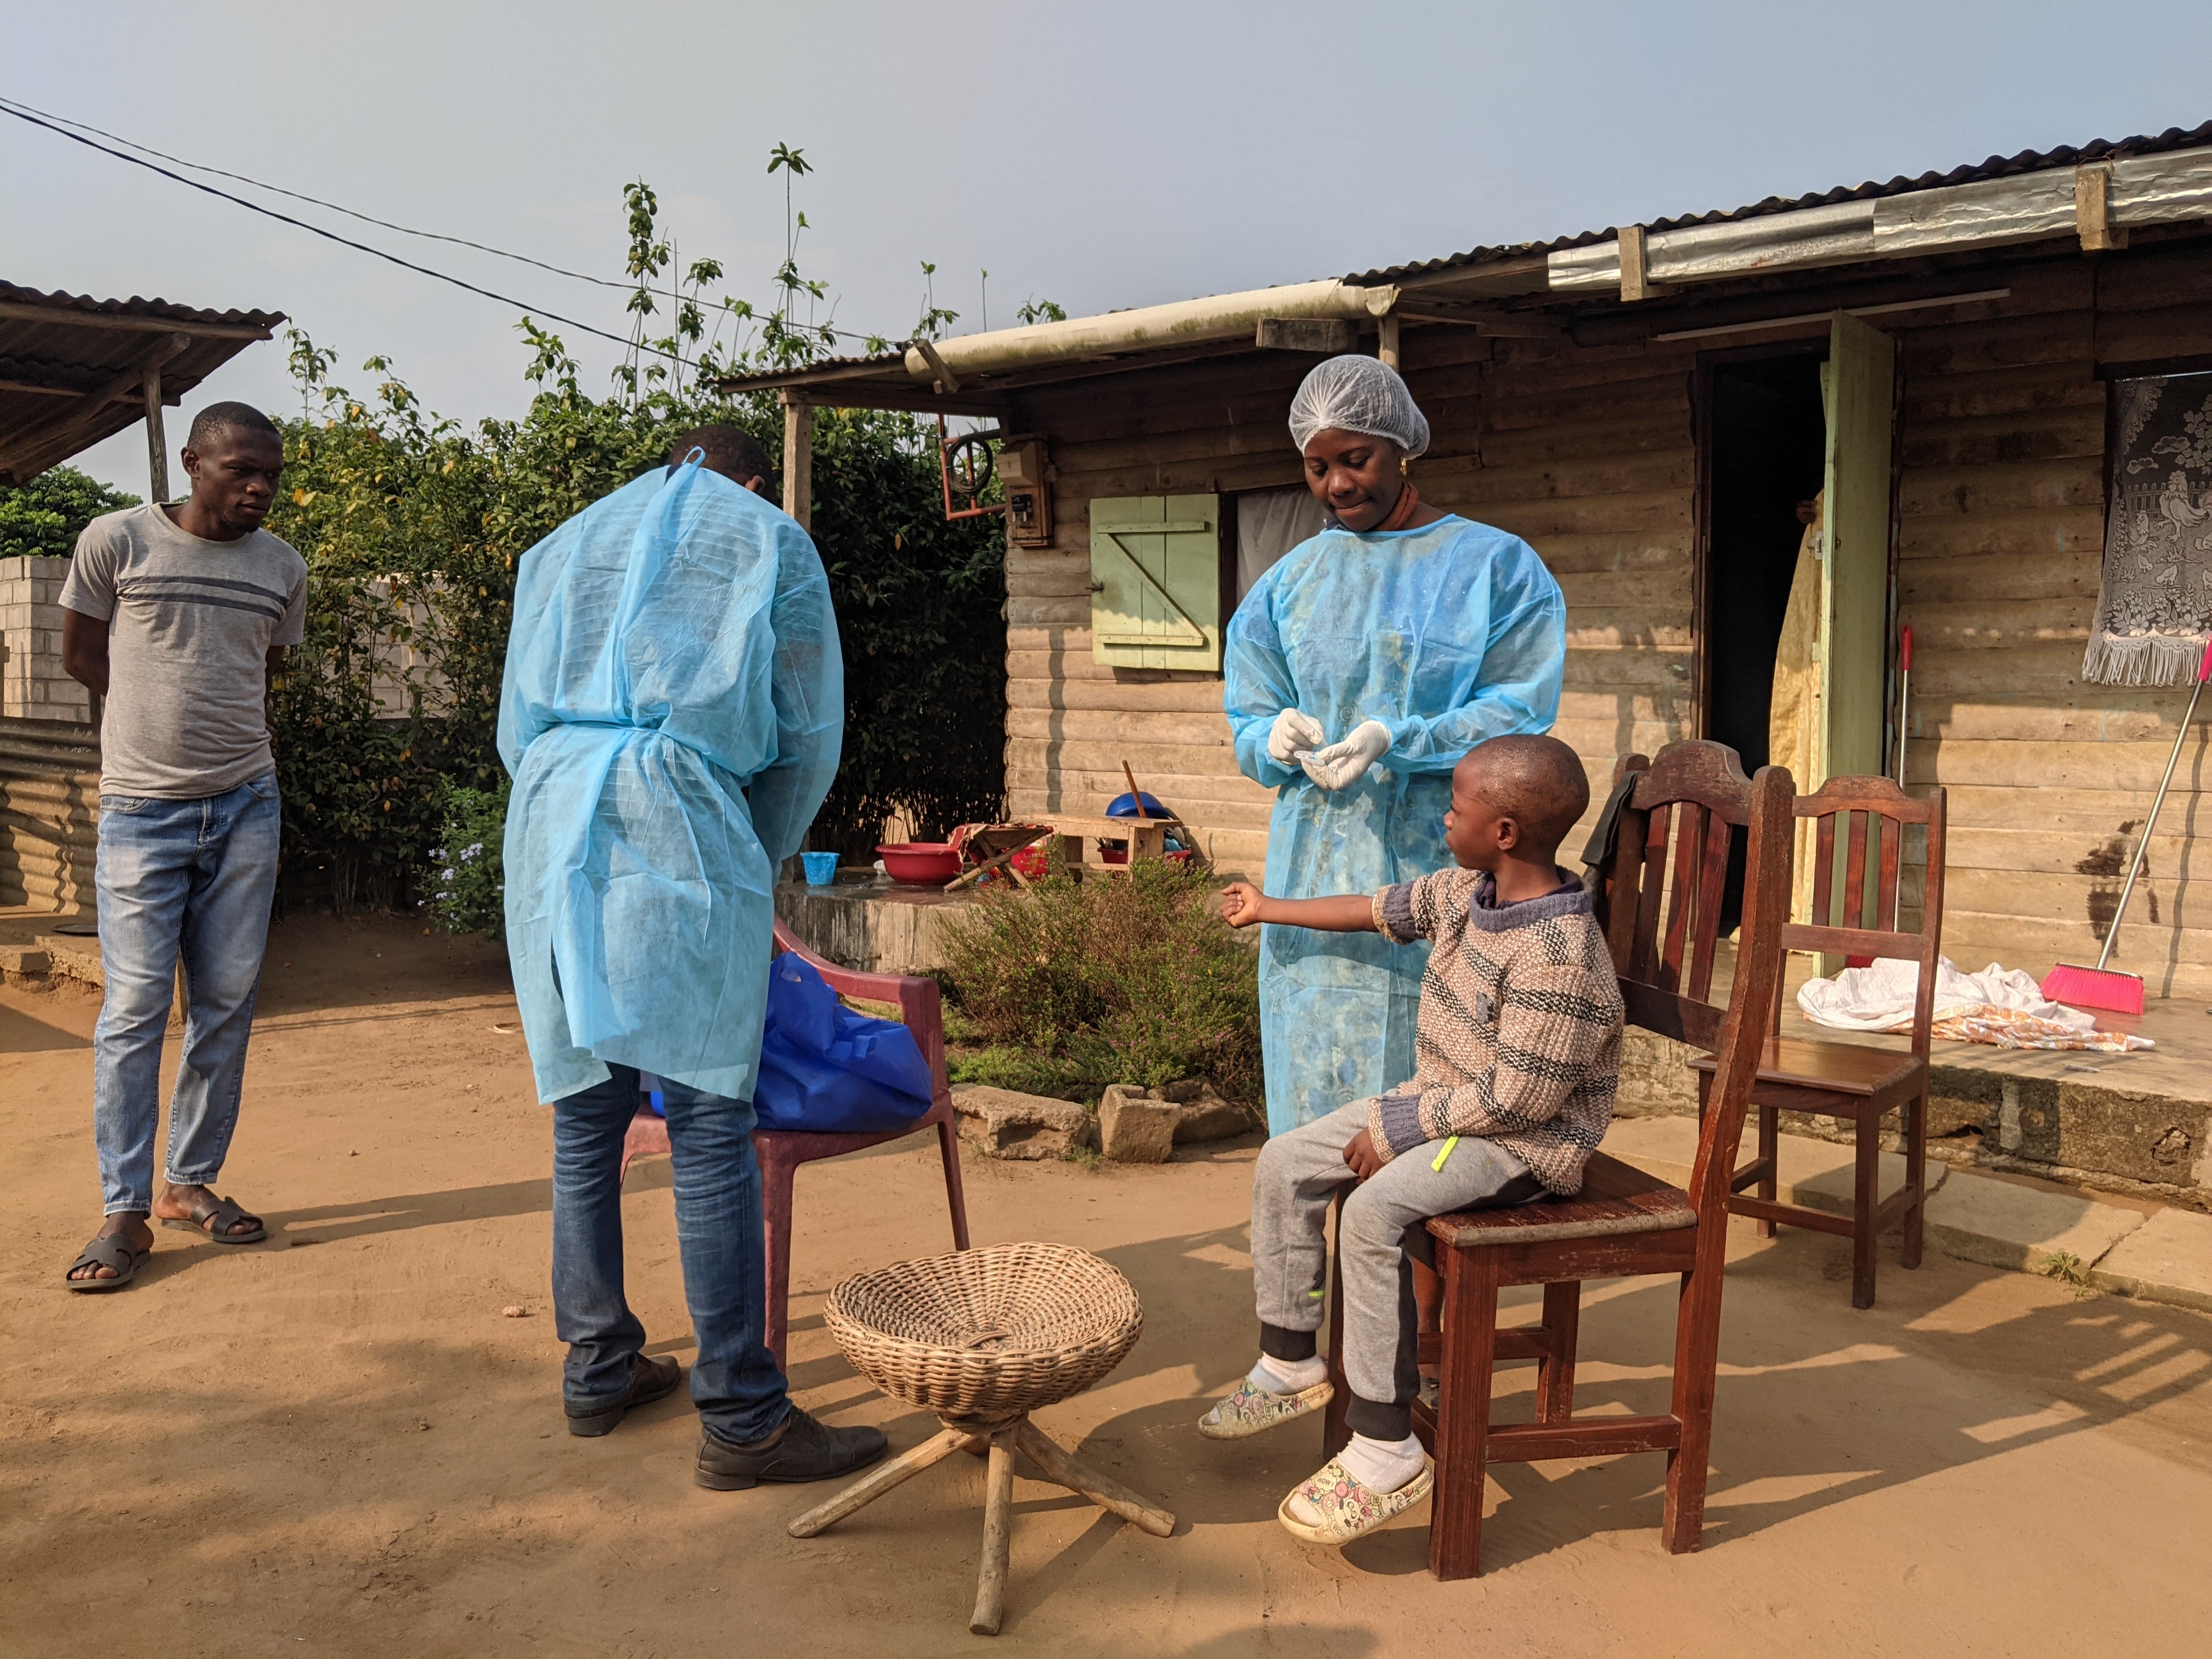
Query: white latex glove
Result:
<box><xmin>1267</xmin><ymin>708</ymin><xmax>1327</xmax><ymax>765</ymax></box>
<box><xmin>1301</xmin><ymin>719</ymin><xmax>1392</xmax><ymax>791</ymax></box>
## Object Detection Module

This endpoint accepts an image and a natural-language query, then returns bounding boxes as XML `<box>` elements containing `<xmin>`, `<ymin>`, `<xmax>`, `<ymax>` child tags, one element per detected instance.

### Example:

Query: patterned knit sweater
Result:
<box><xmin>1364</xmin><ymin>866</ymin><xmax>1624</xmax><ymax>1195</ymax></box>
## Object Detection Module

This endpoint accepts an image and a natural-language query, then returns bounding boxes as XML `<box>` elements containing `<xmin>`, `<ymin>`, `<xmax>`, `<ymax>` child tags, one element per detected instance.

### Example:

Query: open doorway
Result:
<box><xmin>1701</xmin><ymin>348</ymin><xmax>1828</xmax><ymax>932</ymax></box>
<box><xmin>1703</xmin><ymin>349</ymin><xmax>1829</xmax><ymax>775</ymax></box>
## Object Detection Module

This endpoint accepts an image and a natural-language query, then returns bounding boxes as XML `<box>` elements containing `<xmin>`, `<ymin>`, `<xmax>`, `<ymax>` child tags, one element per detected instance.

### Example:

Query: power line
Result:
<box><xmin>0</xmin><ymin>92</ymin><xmax>635</xmax><ymax>292</ymax></box>
<box><xmin>2</xmin><ymin>98</ymin><xmax>868</xmax><ymax>362</ymax></box>
<box><xmin>0</xmin><ymin>99</ymin><xmax>662</xmax><ymax>357</ymax></box>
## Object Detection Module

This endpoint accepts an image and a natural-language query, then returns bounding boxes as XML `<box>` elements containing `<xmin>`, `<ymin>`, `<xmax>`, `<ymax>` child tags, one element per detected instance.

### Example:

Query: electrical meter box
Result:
<box><xmin>998</xmin><ymin>436</ymin><xmax>1054</xmax><ymax>548</ymax></box>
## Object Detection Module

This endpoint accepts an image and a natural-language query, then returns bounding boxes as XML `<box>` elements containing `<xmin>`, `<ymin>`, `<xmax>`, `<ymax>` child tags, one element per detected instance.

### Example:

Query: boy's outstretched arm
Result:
<box><xmin>1219</xmin><ymin>882</ymin><xmax>1377</xmax><ymax>932</ymax></box>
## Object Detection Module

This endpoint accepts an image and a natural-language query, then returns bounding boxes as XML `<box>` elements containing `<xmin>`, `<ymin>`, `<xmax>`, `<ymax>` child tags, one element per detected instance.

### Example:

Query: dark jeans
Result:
<box><xmin>551</xmin><ymin>1064</ymin><xmax>789</xmax><ymax>1443</ymax></box>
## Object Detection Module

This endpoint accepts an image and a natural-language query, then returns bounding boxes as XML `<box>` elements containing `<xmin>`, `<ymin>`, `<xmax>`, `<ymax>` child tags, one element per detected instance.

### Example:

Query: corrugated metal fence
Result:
<box><xmin>0</xmin><ymin>716</ymin><xmax>99</xmax><ymax>911</ymax></box>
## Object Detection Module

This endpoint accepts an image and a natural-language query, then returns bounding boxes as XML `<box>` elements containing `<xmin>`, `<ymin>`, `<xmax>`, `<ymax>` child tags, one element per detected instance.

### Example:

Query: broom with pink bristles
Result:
<box><xmin>2041</xmin><ymin>635</ymin><xmax>2212</xmax><ymax>1016</ymax></box>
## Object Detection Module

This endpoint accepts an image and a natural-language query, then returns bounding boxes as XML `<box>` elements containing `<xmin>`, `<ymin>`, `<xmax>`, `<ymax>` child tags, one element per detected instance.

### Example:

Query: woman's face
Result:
<box><xmin>1301</xmin><ymin>428</ymin><xmax>1405</xmax><ymax>532</ymax></box>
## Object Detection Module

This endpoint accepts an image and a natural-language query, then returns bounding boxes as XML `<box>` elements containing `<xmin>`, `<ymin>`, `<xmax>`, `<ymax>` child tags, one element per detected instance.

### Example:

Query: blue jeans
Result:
<box><xmin>551</xmin><ymin>1065</ymin><xmax>790</xmax><ymax>1443</ymax></box>
<box><xmin>92</xmin><ymin>772</ymin><xmax>283</xmax><ymax>1215</ymax></box>
<box><xmin>92</xmin><ymin>774</ymin><xmax>283</xmax><ymax>1212</ymax></box>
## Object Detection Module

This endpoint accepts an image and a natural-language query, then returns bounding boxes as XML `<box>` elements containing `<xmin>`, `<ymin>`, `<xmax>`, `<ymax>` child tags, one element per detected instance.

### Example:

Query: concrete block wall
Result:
<box><xmin>0</xmin><ymin>556</ymin><xmax>93</xmax><ymax>724</ymax></box>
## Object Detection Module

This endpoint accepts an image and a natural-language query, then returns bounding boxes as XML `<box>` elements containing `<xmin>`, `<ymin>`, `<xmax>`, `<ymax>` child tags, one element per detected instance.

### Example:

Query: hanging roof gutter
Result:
<box><xmin>1542</xmin><ymin>146</ymin><xmax>2212</xmax><ymax>293</ymax></box>
<box><xmin>719</xmin><ymin>125</ymin><xmax>2212</xmax><ymax>407</ymax></box>
<box><xmin>895</xmin><ymin>277</ymin><xmax>1397</xmax><ymax>386</ymax></box>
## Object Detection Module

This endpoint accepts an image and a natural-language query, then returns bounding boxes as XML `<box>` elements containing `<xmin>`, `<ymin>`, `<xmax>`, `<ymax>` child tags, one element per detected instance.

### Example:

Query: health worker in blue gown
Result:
<box><xmin>500</xmin><ymin>425</ymin><xmax>887</xmax><ymax>1492</ymax></box>
<box><xmin>1223</xmin><ymin>356</ymin><xmax>1567</xmax><ymax>1136</ymax></box>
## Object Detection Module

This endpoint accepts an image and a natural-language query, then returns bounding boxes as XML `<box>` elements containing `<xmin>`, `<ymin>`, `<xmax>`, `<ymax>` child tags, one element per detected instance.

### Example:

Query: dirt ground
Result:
<box><xmin>5</xmin><ymin>915</ymin><xmax>2211</xmax><ymax>1657</ymax></box>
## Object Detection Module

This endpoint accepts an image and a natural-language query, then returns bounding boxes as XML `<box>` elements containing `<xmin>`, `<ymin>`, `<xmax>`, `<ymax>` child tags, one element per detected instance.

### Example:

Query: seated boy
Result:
<box><xmin>1200</xmin><ymin>733</ymin><xmax>1624</xmax><ymax>1544</ymax></box>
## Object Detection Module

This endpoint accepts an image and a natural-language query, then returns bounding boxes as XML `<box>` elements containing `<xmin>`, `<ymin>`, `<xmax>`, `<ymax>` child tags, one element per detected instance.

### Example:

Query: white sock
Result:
<box><xmin>1336</xmin><ymin>1430</ymin><xmax>1425</xmax><ymax>1495</ymax></box>
<box><xmin>1247</xmin><ymin>1352</ymin><xmax>1326</xmax><ymax>1395</ymax></box>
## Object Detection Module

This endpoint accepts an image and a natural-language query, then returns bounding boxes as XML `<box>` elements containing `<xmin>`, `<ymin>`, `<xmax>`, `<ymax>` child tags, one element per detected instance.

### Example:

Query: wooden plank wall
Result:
<box><xmin>998</xmin><ymin>246</ymin><xmax>2209</xmax><ymax>995</ymax></box>
<box><xmin>1008</xmin><ymin>354</ymin><xmax>1317</xmax><ymax>875</ymax></box>
<box><xmin>1896</xmin><ymin>252</ymin><xmax>2209</xmax><ymax>998</ymax></box>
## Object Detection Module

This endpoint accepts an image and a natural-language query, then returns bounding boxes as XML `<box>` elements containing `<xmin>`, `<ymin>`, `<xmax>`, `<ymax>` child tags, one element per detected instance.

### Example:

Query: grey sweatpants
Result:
<box><xmin>1250</xmin><ymin>1101</ymin><xmax>1539</xmax><ymax>1435</ymax></box>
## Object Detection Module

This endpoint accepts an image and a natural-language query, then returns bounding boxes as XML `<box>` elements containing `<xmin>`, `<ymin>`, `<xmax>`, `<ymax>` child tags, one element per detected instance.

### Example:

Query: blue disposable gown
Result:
<box><xmin>498</xmin><ymin>459</ymin><xmax>842</xmax><ymax>1104</ymax></box>
<box><xmin>1223</xmin><ymin>515</ymin><xmax>1566</xmax><ymax>1136</ymax></box>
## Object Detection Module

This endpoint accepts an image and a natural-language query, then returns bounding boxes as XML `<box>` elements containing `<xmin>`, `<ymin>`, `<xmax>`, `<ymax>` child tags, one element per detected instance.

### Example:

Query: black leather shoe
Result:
<box><xmin>695</xmin><ymin>1406</ymin><xmax>889</xmax><ymax>1489</ymax></box>
<box><xmin>566</xmin><ymin>1353</ymin><xmax>684</xmax><ymax>1438</ymax></box>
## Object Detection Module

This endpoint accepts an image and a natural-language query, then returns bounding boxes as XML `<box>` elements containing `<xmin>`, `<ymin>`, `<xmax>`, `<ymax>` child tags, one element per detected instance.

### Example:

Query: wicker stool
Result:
<box><xmin>788</xmin><ymin>1241</ymin><xmax>1176</xmax><ymax>1635</ymax></box>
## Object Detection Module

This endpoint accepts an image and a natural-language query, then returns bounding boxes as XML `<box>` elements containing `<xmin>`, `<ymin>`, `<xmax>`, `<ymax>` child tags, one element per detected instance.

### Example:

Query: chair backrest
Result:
<box><xmin>1603</xmin><ymin>740</ymin><xmax>1794</xmax><ymax>1223</ymax></box>
<box><xmin>1779</xmin><ymin>776</ymin><xmax>1948</xmax><ymax>1058</ymax></box>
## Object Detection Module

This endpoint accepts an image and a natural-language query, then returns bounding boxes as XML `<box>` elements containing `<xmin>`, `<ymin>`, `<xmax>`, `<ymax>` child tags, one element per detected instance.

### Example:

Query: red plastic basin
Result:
<box><xmin>878</xmin><ymin>842</ymin><xmax>962</xmax><ymax>885</ymax></box>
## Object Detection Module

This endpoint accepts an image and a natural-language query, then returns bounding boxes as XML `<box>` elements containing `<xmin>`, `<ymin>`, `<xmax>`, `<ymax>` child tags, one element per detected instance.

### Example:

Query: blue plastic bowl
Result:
<box><xmin>802</xmin><ymin>850</ymin><xmax>840</xmax><ymax>887</ymax></box>
<box><xmin>1105</xmin><ymin>791</ymin><xmax>1170</xmax><ymax>819</ymax></box>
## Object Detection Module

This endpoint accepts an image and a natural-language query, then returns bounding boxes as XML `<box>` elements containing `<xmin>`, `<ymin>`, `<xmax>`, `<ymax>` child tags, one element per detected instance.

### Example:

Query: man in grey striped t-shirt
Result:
<box><xmin>58</xmin><ymin>402</ymin><xmax>306</xmax><ymax>1290</ymax></box>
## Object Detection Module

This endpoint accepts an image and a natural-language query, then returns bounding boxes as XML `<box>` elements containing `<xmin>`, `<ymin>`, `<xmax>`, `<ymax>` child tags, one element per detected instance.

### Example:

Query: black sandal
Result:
<box><xmin>65</xmin><ymin>1233</ymin><xmax>151</xmax><ymax>1292</ymax></box>
<box><xmin>162</xmin><ymin>1193</ymin><xmax>267</xmax><ymax>1244</ymax></box>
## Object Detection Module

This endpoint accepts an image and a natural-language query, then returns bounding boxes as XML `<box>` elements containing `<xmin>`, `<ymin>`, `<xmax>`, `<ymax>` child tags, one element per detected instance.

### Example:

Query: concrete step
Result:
<box><xmin>2087</xmin><ymin>1206</ymin><xmax>2212</xmax><ymax>1314</ymax></box>
<box><xmin>1604</xmin><ymin>1113</ymin><xmax>2212</xmax><ymax>1318</ymax></box>
<box><xmin>1922</xmin><ymin>1173</ymin><xmax>2145</xmax><ymax>1274</ymax></box>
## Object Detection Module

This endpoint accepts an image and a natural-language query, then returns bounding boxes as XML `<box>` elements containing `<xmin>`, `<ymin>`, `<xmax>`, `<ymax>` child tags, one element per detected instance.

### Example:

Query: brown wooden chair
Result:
<box><xmin>1322</xmin><ymin>738</ymin><xmax>1793</xmax><ymax>1579</ymax></box>
<box><xmin>619</xmin><ymin>917</ymin><xmax>971</xmax><ymax>1369</ymax></box>
<box><xmin>1688</xmin><ymin>775</ymin><xmax>1946</xmax><ymax>1309</ymax></box>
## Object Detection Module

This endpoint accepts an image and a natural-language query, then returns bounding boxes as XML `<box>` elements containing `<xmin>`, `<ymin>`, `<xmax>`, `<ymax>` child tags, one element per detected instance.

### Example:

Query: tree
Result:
<box><xmin>0</xmin><ymin>465</ymin><xmax>140</xmax><ymax>560</ymax></box>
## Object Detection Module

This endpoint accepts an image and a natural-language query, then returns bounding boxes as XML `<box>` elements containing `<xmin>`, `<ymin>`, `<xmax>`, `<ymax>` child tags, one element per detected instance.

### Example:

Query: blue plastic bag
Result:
<box><xmin>753</xmin><ymin>953</ymin><xmax>935</xmax><ymax>1133</ymax></box>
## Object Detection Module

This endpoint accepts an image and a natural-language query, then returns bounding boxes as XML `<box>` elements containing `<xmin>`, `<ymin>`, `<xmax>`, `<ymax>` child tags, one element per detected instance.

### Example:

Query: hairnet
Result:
<box><xmin>1288</xmin><ymin>354</ymin><xmax>1430</xmax><ymax>459</ymax></box>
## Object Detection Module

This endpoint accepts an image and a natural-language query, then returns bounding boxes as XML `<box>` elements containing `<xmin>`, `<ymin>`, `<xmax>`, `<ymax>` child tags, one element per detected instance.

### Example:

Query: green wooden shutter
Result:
<box><xmin>1089</xmin><ymin>494</ymin><xmax>1221</xmax><ymax>670</ymax></box>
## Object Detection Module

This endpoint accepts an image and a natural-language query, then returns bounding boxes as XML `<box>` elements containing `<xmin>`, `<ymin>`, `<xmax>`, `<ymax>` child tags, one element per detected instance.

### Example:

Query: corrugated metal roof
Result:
<box><xmin>1346</xmin><ymin>120</ymin><xmax>2212</xmax><ymax>284</ymax></box>
<box><xmin>0</xmin><ymin>282</ymin><xmax>285</xmax><ymax>484</ymax></box>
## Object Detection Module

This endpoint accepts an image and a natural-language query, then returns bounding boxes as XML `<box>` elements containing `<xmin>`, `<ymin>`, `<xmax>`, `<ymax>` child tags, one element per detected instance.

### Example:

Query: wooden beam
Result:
<box><xmin>0</xmin><ymin>300</ymin><xmax>275</xmax><ymax>340</ymax></box>
<box><xmin>0</xmin><ymin>377</ymin><xmax>94</xmax><ymax>398</ymax></box>
<box><xmin>1618</xmin><ymin>224</ymin><xmax>1673</xmax><ymax>303</ymax></box>
<box><xmin>780</xmin><ymin>391</ymin><xmax>814</xmax><ymax>532</ymax></box>
<box><xmin>0</xmin><ymin>333</ymin><xmax>191</xmax><ymax>477</ymax></box>
<box><xmin>1377</xmin><ymin>312</ymin><xmax>1402</xmax><ymax>370</ymax></box>
<box><xmin>1394</xmin><ymin>307</ymin><xmax>1563</xmax><ymax>338</ymax></box>
<box><xmin>2075</xmin><ymin>162</ymin><xmax>2129</xmax><ymax>252</ymax></box>
<box><xmin>910</xmin><ymin>336</ymin><xmax>961</xmax><ymax>393</ymax></box>
<box><xmin>143</xmin><ymin>364</ymin><xmax>170</xmax><ymax>503</ymax></box>
<box><xmin>764</xmin><ymin>384</ymin><xmax>1014</xmax><ymax>419</ymax></box>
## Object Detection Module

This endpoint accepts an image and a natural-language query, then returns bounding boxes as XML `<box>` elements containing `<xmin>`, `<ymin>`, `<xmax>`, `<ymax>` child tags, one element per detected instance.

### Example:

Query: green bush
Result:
<box><xmin>0</xmin><ymin>465</ymin><xmax>138</xmax><ymax>559</ymax></box>
<box><xmin>938</xmin><ymin>860</ymin><xmax>1261</xmax><ymax>1102</ymax></box>
<box><xmin>425</xmin><ymin>778</ymin><xmax>510</xmax><ymax>939</ymax></box>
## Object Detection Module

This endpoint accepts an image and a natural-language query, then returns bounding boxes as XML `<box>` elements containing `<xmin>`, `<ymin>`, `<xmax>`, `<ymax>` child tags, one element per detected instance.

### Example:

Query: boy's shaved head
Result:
<box><xmin>1457</xmin><ymin>735</ymin><xmax>1590</xmax><ymax>855</ymax></box>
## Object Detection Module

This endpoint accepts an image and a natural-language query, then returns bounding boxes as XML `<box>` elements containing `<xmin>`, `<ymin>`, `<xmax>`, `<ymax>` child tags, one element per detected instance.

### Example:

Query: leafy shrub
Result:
<box><xmin>938</xmin><ymin>860</ymin><xmax>1260</xmax><ymax>1101</ymax></box>
<box><xmin>0</xmin><ymin>465</ymin><xmax>138</xmax><ymax>559</ymax></box>
<box><xmin>425</xmin><ymin>778</ymin><xmax>510</xmax><ymax>939</ymax></box>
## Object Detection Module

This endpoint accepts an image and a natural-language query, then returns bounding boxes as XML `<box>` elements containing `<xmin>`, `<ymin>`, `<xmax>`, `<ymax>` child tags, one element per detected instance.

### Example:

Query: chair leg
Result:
<box><xmin>1756</xmin><ymin>1103</ymin><xmax>1779</xmax><ymax>1239</ymax></box>
<box><xmin>936</xmin><ymin>1108</ymin><xmax>973</xmax><ymax>1251</ymax></box>
<box><xmin>1852</xmin><ymin>1108</ymin><xmax>1880</xmax><ymax>1310</ymax></box>
<box><xmin>1901</xmin><ymin>1087</ymin><xmax>1926</xmax><ymax>1271</ymax></box>
<box><xmin>1322</xmin><ymin>1198</ymin><xmax>1350</xmax><ymax>1460</ymax></box>
<box><xmin>1428</xmin><ymin>1247</ymin><xmax>1498</xmax><ymax>1581</ymax></box>
<box><xmin>757</xmin><ymin>1141</ymin><xmax>798</xmax><ymax>1374</ymax></box>
<box><xmin>1536</xmin><ymin>1280</ymin><xmax>1580</xmax><ymax>1424</ymax></box>
<box><xmin>1661</xmin><ymin>1248</ymin><xmax>1725</xmax><ymax>1555</ymax></box>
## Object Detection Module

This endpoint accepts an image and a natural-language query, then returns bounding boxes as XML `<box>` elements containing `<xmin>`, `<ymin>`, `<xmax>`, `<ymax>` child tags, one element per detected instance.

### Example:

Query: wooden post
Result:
<box><xmin>969</xmin><ymin>1430</ymin><xmax>1017</xmax><ymax>1636</ymax></box>
<box><xmin>1377</xmin><ymin>311</ymin><xmax>1402</xmax><ymax>371</ymax></box>
<box><xmin>780</xmin><ymin>391</ymin><xmax>814</xmax><ymax>532</ymax></box>
<box><xmin>2075</xmin><ymin>162</ymin><xmax>2129</xmax><ymax>252</ymax></box>
<box><xmin>143</xmin><ymin>364</ymin><xmax>170</xmax><ymax>504</ymax></box>
<box><xmin>1618</xmin><ymin>224</ymin><xmax>1671</xmax><ymax>303</ymax></box>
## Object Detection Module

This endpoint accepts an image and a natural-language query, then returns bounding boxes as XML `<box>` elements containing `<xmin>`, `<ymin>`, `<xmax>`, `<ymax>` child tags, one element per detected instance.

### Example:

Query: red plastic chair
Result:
<box><xmin>618</xmin><ymin>917</ymin><xmax>972</xmax><ymax>1369</ymax></box>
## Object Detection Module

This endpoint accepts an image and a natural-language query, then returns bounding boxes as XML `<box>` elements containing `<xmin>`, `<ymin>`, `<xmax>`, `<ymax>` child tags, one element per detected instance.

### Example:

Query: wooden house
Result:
<box><xmin>726</xmin><ymin>125</ymin><xmax>2212</xmax><ymax>1000</ymax></box>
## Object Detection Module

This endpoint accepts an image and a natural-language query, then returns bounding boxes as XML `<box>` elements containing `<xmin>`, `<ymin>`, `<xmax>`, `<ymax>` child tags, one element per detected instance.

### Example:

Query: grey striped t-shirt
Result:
<box><xmin>61</xmin><ymin>505</ymin><xmax>308</xmax><ymax>799</ymax></box>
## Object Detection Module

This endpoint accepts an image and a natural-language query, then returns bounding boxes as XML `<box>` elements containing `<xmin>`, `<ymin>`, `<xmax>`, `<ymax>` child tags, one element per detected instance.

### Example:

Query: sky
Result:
<box><xmin>10</xmin><ymin>0</ymin><xmax>2212</xmax><ymax>496</ymax></box>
